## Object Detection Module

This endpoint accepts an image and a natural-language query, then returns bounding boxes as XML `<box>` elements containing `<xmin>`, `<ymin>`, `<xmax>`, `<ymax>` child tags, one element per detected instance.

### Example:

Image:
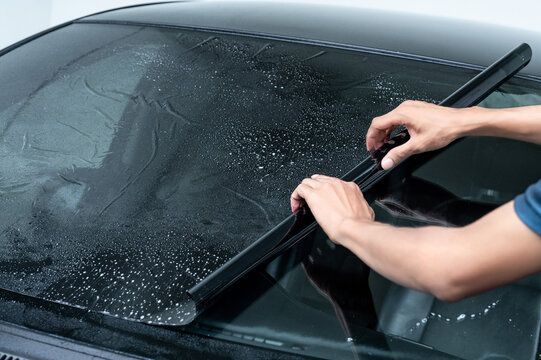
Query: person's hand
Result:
<box><xmin>366</xmin><ymin>100</ymin><xmax>470</xmax><ymax>169</ymax></box>
<box><xmin>290</xmin><ymin>174</ymin><xmax>375</xmax><ymax>243</ymax></box>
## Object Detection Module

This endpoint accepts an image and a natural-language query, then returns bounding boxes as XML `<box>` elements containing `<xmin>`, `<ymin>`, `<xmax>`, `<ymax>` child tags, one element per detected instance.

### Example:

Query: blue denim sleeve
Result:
<box><xmin>514</xmin><ymin>179</ymin><xmax>541</xmax><ymax>236</ymax></box>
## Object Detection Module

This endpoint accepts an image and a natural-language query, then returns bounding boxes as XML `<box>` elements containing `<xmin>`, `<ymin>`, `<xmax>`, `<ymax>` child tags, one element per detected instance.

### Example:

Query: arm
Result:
<box><xmin>367</xmin><ymin>101</ymin><xmax>541</xmax><ymax>169</ymax></box>
<box><xmin>338</xmin><ymin>202</ymin><xmax>541</xmax><ymax>301</ymax></box>
<box><xmin>291</xmin><ymin>176</ymin><xmax>541</xmax><ymax>302</ymax></box>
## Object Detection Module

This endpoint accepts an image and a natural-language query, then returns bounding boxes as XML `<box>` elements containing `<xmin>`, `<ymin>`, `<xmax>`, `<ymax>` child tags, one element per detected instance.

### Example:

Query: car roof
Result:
<box><xmin>79</xmin><ymin>0</ymin><xmax>541</xmax><ymax>78</ymax></box>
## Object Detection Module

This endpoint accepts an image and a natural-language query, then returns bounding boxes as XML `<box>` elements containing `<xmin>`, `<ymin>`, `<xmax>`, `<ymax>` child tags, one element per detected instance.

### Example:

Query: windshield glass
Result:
<box><xmin>0</xmin><ymin>22</ymin><xmax>476</xmax><ymax>325</ymax></box>
<box><xmin>191</xmin><ymin>78</ymin><xmax>541</xmax><ymax>359</ymax></box>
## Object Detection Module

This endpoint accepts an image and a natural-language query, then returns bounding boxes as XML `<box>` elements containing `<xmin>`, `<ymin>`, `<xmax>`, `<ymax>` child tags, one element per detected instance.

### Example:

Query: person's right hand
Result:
<box><xmin>366</xmin><ymin>100</ymin><xmax>472</xmax><ymax>170</ymax></box>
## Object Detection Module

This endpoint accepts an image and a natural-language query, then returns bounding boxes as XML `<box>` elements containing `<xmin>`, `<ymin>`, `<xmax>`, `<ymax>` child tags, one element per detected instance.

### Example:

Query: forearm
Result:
<box><xmin>335</xmin><ymin>219</ymin><xmax>461</xmax><ymax>298</ymax></box>
<box><xmin>457</xmin><ymin>105</ymin><xmax>541</xmax><ymax>144</ymax></box>
<box><xmin>334</xmin><ymin>202</ymin><xmax>541</xmax><ymax>301</ymax></box>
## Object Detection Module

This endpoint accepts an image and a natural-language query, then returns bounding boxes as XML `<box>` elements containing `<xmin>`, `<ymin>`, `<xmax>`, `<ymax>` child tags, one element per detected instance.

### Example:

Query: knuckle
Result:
<box><xmin>405</xmin><ymin>99</ymin><xmax>421</xmax><ymax>106</ymax></box>
<box><xmin>400</xmin><ymin>100</ymin><xmax>414</xmax><ymax>108</ymax></box>
<box><xmin>370</xmin><ymin>116</ymin><xmax>381</xmax><ymax>126</ymax></box>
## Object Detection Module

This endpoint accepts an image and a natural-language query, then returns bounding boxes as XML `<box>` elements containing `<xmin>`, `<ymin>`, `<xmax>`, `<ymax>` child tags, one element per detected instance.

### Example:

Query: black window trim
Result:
<box><xmin>2</xmin><ymin>12</ymin><xmax>541</xmax><ymax>83</ymax></box>
<box><xmin>76</xmin><ymin>18</ymin><xmax>541</xmax><ymax>83</ymax></box>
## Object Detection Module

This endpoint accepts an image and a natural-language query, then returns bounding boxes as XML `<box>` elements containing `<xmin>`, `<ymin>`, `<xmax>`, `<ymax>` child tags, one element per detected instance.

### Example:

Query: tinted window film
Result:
<box><xmin>413</xmin><ymin>81</ymin><xmax>541</xmax><ymax>204</ymax></box>
<box><xmin>193</xmin><ymin>79</ymin><xmax>541</xmax><ymax>359</ymax></box>
<box><xmin>0</xmin><ymin>22</ymin><xmax>475</xmax><ymax>325</ymax></box>
<box><xmin>378</xmin><ymin>79</ymin><xmax>541</xmax><ymax>359</ymax></box>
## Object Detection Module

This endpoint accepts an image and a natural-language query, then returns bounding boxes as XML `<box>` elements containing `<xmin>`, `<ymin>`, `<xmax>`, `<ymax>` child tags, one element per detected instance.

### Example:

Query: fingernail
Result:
<box><xmin>311</xmin><ymin>174</ymin><xmax>320</xmax><ymax>178</ymax></box>
<box><xmin>381</xmin><ymin>158</ymin><xmax>394</xmax><ymax>170</ymax></box>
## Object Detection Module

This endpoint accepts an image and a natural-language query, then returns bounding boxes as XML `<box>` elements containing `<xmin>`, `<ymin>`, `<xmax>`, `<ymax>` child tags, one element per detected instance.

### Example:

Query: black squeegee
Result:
<box><xmin>188</xmin><ymin>43</ymin><xmax>532</xmax><ymax>311</ymax></box>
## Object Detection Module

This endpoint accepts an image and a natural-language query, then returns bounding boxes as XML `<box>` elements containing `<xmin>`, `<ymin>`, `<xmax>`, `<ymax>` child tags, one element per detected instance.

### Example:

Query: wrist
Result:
<box><xmin>333</xmin><ymin>217</ymin><xmax>374</xmax><ymax>247</ymax></box>
<box><xmin>453</xmin><ymin>106</ymin><xmax>496</xmax><ymax>138</ymax></box>
<box><xmin>452</xmin><ymin>107</ymin><xmax>482</xmax><ymax>138</ymax></box>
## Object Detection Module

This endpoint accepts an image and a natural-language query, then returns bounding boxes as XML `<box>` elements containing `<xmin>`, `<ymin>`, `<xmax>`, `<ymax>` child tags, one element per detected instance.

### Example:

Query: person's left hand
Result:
<box><xmin>290</xmin><ymin>174</ymin><xmax>375</xmax><ymax>243</ymax></box>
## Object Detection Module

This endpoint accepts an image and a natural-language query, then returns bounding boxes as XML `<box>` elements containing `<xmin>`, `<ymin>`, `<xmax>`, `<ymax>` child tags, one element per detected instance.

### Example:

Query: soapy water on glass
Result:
<box><xmin>409</xmin><ymin>299</ymin><xmax>501</xmax><ymax>333</ymax></box>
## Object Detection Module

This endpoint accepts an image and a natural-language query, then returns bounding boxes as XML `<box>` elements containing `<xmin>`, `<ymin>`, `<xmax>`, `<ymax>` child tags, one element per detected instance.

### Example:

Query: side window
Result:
<box><xmin>415</xmin><ymin>80</ymin><xmax>541</xmax><ymax>205</ymax></box>
<box><xmin>372</xmin><ymin>79</ymin><xmax>541</xmax><ymax>360</ymax></box>
<box><xmin>192</xmin><ymin>67</ymin><xmax>541</xmax><ymax>360</ymax></box>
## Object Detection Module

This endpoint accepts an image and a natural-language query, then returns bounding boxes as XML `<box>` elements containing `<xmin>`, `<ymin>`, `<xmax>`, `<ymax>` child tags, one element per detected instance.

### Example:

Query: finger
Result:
<box><xmin>311</xmin><ymin>174</ymin><xmax>339</xmax><ymax>182</ymax></box>
<box><xmin>366</xmin><ymin>127</ymin><xmax>394</xmax><ymax>152</ymax></box>
<box><xmin>380</xmin><ymin>141</ymin><xmax>416</xmax><ymax>170</ymax></box>
<box><xmin>290</xmin><ymin>184</ymin><xmax>313</xmax><ymax>212</ymax></box>
<box><xmin>366</xmin><ymin>112</ymin><xmax>404</xmax><ymax>151</ymax></box>
<box><xmin>301</xmin><ymin>178</ymin><xmax>320</xmax><ymax>188</ymax></box>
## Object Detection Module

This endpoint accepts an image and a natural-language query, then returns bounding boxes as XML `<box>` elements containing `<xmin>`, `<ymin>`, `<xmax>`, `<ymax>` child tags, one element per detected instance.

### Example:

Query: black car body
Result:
<box><xmin>1</xmin><ymin>1</ymin><xmax>541</xmax><ymax>359</ymax></box>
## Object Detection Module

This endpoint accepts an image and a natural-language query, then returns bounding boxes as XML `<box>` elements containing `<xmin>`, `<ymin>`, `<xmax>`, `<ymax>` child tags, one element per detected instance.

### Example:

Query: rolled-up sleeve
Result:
<box><xmin>515</xmin><ymin>179</ymin><xmax>541</xmax><ymax>236</ymax></box>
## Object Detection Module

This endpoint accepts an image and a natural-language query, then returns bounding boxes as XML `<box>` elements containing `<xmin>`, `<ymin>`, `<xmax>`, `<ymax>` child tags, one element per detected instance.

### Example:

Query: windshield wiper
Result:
<box><xmin>188</xmin><ymin>43</ymin><xmax>532</xmax><ymax>313</ymax></box>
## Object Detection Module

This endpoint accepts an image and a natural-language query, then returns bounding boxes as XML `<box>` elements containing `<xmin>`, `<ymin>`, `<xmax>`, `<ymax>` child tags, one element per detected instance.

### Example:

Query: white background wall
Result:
<box><xmin>1</xmin><ymin>0</ymin><xmax>540</xmax><ymax>50</ymax></box>
<box><xmin>0</xmin><ymin>0</ymin><xmax>173</xmax><ymax>49</ymax></box>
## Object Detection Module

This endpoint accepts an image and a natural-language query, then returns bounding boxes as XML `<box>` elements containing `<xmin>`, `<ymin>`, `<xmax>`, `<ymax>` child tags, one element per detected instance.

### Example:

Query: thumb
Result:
<box><xmin>381</xmin><ymin>142</ymin><xmax>415</xmax><ymax>170</ymax></box>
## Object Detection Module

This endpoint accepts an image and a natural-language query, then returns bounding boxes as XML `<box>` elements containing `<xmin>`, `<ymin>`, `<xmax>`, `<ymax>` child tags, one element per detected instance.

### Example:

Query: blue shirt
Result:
<box><xmin>515</xmin><ymin>179</ymin><xmax>541</xmax><ymax>236</ymax></box>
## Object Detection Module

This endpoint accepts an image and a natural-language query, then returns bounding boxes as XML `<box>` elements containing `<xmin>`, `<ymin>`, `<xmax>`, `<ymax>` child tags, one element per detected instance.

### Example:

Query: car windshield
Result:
<box><xmin>191</xmin><ymin>76</ymin><xmax>541</xmax><ymax>359</ymax></box>
<box><xmin>0</xmin><ymin>22</ymin><xmax>479</xmax><ymax>326</ymax></box>
<box><xmin>6</xmin><ymin>19</ymin><xmax>540</xmax><ymax>360</ymax></box>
